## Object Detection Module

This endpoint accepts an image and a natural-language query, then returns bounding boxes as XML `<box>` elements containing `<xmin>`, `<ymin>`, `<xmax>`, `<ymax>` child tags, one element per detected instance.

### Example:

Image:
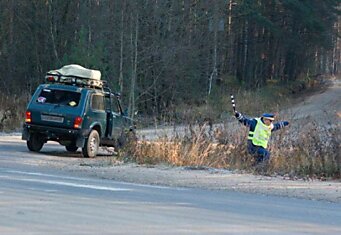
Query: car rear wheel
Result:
<box><xmin>27</xmin><ymin>133</ymin><xmax>44</xmax><ymax>152</ymax></box>
<box><xmin>82</xmin><ymin>130</ymin><xmax>99</xmax><ymax>158</ymax></box>
<box><xmin>65</xmin><ymin>145</ymin><xmax>78</xmax><ymax>152</ymax></box>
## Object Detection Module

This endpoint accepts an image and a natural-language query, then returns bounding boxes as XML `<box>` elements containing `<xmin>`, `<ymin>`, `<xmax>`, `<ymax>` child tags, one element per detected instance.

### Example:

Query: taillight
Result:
<box><xmin>73</xmin><ymin>116</ymin><xmax>83</xmax><ymax>129</ymax></box>
<box><xmin>47</xmin><ymin>76</ymin><xmax>55</xmax><ymax>82</ymax></box>
<box><xmin>25</xmin><ymin>111</ymin><xmax>32</xmax><ymax>123</ymax></box>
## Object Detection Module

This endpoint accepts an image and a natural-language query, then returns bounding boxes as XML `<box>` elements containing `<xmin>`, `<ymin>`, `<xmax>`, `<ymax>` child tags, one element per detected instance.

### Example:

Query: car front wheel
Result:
<box><xmin>82</xmin><ymin>130</ymin><xmax>99</xmax><ymax>158</ymax></box>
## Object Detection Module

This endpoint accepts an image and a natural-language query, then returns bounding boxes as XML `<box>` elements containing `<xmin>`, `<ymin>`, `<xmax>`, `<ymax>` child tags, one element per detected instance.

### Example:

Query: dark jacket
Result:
<box><xmin>235</xmin><ymin>112</ymin><xmax>289</xmax><ymax>133</ymax></box>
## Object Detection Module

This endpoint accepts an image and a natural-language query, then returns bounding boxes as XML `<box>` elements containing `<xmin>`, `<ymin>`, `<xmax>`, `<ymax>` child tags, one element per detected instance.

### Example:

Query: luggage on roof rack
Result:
<box><xmin>45</xmin><ymin>64</ymin><xmax>106</xmax><ymax>89</ymax></box>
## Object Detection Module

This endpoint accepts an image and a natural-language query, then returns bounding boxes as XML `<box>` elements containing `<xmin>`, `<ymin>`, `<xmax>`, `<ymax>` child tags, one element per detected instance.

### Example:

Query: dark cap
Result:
<box><xmin>262</xmin><ymin>113</ymin><xmax>275</xmax><ymax>120</ymax></box>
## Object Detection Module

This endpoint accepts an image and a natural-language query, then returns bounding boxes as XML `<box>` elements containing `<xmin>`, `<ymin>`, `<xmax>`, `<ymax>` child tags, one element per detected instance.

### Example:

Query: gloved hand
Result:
<box><xmin>235</xmin><ymin>111</ymin><xmax>241</xmax><ymax>118</ymax></box>
<box><xmin>283</xmin><ymin>121</ymin><xmax>289</xmax><ymax>126</ymax></box>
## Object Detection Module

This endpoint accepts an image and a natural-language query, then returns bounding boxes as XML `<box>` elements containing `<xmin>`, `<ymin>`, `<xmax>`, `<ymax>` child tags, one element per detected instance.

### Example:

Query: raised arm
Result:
<box><xmin>272</xmin><ymin>121</ymin><xmax>289</xmax><ymax>131</ymax></box>
<box><xmin>235</xmin><ymin>112</ymin><xmax>257</xmax><ymax>128</ymax></box>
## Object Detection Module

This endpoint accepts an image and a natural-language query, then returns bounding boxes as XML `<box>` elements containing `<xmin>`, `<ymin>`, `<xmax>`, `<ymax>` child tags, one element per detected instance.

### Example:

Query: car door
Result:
<box><xmin>109</xmin><ymin>95</ymin><xmax>125</xmax><ymax>139</ymax></box>
<box><xmin>86</xmin><ymin>93</ymin><xmax>106</xmax><ymax>137</ymax></box>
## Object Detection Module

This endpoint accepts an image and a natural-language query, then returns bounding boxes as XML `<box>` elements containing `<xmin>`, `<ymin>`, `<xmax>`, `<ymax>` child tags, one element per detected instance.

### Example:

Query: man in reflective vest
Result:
<box><xmin>234</xmin><ymin>112</ymin><xmax>289</xmax><ymax>163</ymax></box>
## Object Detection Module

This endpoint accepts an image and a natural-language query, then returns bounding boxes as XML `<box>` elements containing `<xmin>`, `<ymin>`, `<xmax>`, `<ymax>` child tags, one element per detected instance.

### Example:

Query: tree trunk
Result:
<box><xmin>48</xmin><ymin>0</ymin><xmax>60</xmax><ymax>64</ymax></box>
<box><xmin>118</xmin><ymin>2</ymin><xmax>125</xmax><ymax>95</ymax></box>
<box><xmin>129</xmin><ymin>13</ymin><xmax>138</xmax><ymax>119</ymax></box>
<box><xmin>208</xmin><ymin>4</ymin><xmax>218</xmax><ymax>97</ymax></box>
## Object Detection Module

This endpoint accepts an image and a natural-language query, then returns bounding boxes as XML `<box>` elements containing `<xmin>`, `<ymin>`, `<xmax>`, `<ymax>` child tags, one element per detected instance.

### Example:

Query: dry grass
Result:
<box><xmin>125</xmin><ymin>79</ymin><xmax>341</xmax><ymax>177</ymax></box>
<box><xmin>0</xmin><ymin>93</ymin><xmax>29</xmax><ymax>131</ymax></box>
<box><xmin>126</xmin><ymin>120</ymin><xmax>340</xmax><ymax>178</ymax></box>
<box><xmin>126</xmin><ymin>123</ymin><xmax>254</xmax><ymax>169</ymax></box>
<box><xmin>270</xmin><ymin>121</ymin><xmax>341</xmax><ymax>178</ymax></box>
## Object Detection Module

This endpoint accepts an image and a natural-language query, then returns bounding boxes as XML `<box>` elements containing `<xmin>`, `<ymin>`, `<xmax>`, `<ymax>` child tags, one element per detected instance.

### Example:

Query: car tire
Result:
<box><xmin>27</xmin><ymin>133</ymin><xmax>44</xmax><ymax>152</ymax></box>
<box><xmin>82</xmin><ymin>130</ymin><xmax>99</xmax><ymax>158</ymax></box>
<box><xmin>65</xmin><ymin>145</ymin><xmax>78</xmax><ymax>152</ymax></box>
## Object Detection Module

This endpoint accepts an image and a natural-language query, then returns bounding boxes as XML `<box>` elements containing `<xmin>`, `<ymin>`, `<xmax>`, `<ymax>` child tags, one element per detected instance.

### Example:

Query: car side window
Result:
<box><xmin>91</xmin><ymin>94</ymin><xmax>105</xmax><ymax>111</ymax></box>
<box><xmin>104</xmin><ymin>95</ymin><xmax>120</xmax><ymax>114</ymax></box>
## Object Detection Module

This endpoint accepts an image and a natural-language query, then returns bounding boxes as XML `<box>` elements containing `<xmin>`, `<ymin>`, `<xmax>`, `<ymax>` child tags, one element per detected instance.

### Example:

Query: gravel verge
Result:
<box><xmin>50</xmin><ymin>154</ymin><xmax>341</xmax><ymax>203</ymax></box>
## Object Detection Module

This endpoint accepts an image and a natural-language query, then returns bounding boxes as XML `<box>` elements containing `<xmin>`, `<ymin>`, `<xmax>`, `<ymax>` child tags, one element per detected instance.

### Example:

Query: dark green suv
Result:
<box><xmin>22</xmin><ymin>68</ymin><xmax>135</xmax><ymax>158</ymax></box>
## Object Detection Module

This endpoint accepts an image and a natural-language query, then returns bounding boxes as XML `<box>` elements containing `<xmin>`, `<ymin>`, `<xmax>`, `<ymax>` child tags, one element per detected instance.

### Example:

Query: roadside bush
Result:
<box><xmin>270</xmin><ymin>121</ymin><xmax>341</xmax><ymax>178</ymax></box>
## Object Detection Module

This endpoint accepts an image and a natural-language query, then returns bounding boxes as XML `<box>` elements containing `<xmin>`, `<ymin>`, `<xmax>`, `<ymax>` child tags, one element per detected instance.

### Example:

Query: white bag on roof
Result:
<box><xmin>46</xmin><ymin>64</ymin><xmax>104</xmax><ymax>88</ymax></box>
<box><xmin>48</xmin><ymin>64</ymin><xmax>101</xmax><ymax>80</ymax></box>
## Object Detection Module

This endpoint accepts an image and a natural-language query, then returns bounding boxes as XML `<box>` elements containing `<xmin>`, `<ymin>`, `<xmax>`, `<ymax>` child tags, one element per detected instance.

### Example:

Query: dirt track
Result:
<box><xmin>283</xmin><ymin>77</ymin><xmax>341</xmax><ymax>125</ymax></box>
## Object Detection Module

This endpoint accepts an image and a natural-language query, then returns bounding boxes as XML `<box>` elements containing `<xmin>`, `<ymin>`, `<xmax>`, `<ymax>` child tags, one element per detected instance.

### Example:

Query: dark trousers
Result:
<box><xmin>247</xmin><ymin>140</ymin><xmax>270</xmax><ymax>163</ymax></box>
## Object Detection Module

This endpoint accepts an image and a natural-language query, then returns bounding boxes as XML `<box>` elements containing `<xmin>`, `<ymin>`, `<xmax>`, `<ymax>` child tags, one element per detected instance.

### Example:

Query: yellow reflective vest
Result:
<box><xmin>248</xmin><ymin>118</ymin><xmax>273</xmax><ymax>148</ymax></box>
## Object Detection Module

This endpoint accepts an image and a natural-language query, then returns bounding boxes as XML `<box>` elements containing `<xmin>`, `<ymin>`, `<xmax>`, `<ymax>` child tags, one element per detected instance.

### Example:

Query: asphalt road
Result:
<box><xmin>0</xmin><ymin>137</ymin><xmax>341</xmax><ymax>234</ymax></box>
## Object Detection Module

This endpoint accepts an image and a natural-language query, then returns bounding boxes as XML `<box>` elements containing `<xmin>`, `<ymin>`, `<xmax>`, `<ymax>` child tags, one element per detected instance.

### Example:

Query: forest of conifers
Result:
<box><xmin>0</xmin><ymin>0</ymin><xmax>340</xmax><ymax>119</ymax></box>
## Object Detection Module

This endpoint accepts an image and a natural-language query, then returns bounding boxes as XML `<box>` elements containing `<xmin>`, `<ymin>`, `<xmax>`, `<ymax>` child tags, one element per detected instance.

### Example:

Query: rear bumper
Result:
<box><xmin>22</xmin><ymin>123</ymin><xmax>86</xmax><ymax>147</ymax></box>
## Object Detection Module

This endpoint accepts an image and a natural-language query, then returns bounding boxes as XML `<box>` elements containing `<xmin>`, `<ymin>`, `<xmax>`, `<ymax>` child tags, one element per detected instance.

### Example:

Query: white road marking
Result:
<box><xmin>6</xmin><ymin>170</ymin><xmax>91</xmax><ymax>181</ymax></box>
<box><xmin>43</xmin><ymin>189</ymin><xmax>59</xmax><ymax>193</ymax></box>
<box><xmin>10</xmin><ymin>177</ymin><xmax>132</xmax><ymax>192</ymax></box>
<box><xmin>3</xmin><ymin>169</ymin><xmax>186</xmax><ymax>190</ymax></box>
<box><xmin>0</xmin><ymin>170</ymin><xmax>131</xmax><ymax>192</ymax></box>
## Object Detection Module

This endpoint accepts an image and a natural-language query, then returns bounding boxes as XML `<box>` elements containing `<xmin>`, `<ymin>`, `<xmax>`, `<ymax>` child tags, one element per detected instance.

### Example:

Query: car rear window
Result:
<box><xmin>36</xmin><ymin>89</ymin><xmax>81</xmax><ymax>107</ymax></box>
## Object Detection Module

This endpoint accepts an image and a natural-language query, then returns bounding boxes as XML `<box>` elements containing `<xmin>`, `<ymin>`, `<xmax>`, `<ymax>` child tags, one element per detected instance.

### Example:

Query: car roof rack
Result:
<box><xmin>45</xmin><ymin>73</ymin><xmax>107</xmax><ymax>90</ymax></box>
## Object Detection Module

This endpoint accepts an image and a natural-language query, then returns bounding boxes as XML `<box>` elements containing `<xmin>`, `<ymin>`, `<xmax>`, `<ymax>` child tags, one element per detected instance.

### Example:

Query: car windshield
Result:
<box><xmin>36</xmin><ymin>88</ymin><xmax>81</xmax><ymax>107</ymax></box>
